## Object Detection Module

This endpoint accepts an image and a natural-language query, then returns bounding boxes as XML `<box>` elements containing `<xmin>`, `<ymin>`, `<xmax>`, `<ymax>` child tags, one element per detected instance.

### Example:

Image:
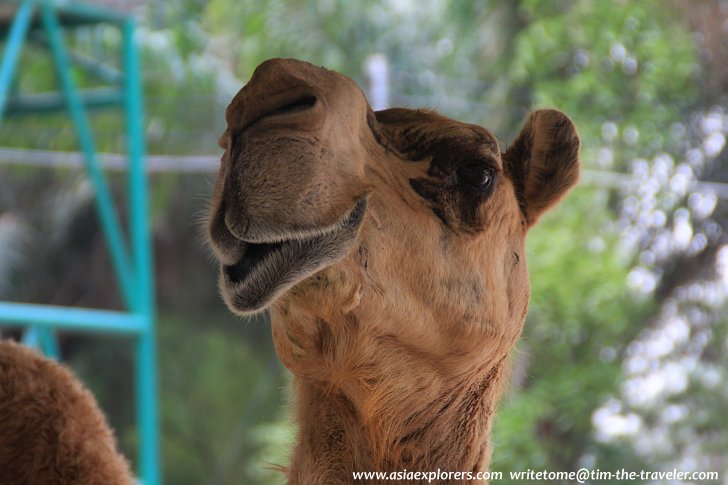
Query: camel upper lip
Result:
<box><xmin>222</xmin><ymin>197</ymin><xmax>367</xmax><ymax>287</ymax></box>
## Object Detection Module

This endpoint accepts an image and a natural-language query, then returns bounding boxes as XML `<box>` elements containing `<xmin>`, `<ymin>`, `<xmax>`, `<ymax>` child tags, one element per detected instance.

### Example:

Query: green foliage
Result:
<box><xmin>157</xmin><ymin>313</ymin><xmax>287</xmax><ymax>485</ymax></box>
<box><xmin>198</xmin><ymin>0</ymin><xmax>490</xmax><ymax>114</ymax></box>
<box><xmin>511</xmin><ymin>0</ymin><xmax>698</xmax><ymax>162</ymax></box>
<box><xmin>491</xmin><ymin>2</ymin><xmax>707</xmax><ymax>479</ymax></box>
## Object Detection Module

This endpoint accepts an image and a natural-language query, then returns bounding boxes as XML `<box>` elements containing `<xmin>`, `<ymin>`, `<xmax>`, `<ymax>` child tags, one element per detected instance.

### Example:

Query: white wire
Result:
<box><xmin>2</xmin><ymin>146</ymin><xmax>728</xmax><ymax>199</ymax></box>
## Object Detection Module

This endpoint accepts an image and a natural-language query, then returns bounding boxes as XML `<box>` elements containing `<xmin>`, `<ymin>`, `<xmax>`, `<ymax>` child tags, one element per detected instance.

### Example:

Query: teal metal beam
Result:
<box><xmin>52</xmin><ymin>0</ymin><xmax>129</xmax><ymax>26</ymax></box>
<box><xmin>68</xmin><ymin>51</ymin><xmax>125</xmax><ymax>85</ymax></box>
<box><xmin>123</xmin><ymin>19</ymin><xmax>151</xmax><ymax>316</ymax></box>
<box><xmin>29</xmin><ymin>33</ymin><xmax>125</xmax><ymax>85</ymax></box>
<box><xmin>0</xmin><ymin>0</ymin><xmax>36</xmax><ymax>123</ymax></box>
<box><xmin>0</xmin><ymin>1</ymin><xmax>127</xmax><ymax>37</ymax></box>
<box><xmin>21</xmin><ymin>325</ymin><xmax>60</xmax><ymax>360</ymax></box>
<box><xmin>3</xmin><ymin>88</ymin><xmax>125</xmax><ymax>116</ymax></box>
<box><xmin>123</xmin><ymin>18</ymin><xmax>161</xmax><ymax>485</ymax></box>
<box><xmin>0</xmin><ymin>301</ymin><xmax>149</xmax><ymax>333</ymax></box>
<box><xmin>136</xmin><ymin>332</ymin><xmax>160</xmax><ymax>485</ymax></box>
<box><xmin>39</xmin><ymin>3</ymin><xmax>136</xmax><ymax>309</ymax></box>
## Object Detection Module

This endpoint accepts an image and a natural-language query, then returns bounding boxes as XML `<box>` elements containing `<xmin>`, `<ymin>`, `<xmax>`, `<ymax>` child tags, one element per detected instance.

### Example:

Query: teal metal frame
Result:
<box><xmin>0</xmin><ymin>2</ymin><xmax>160</xmax><ymax>484</ymax></box>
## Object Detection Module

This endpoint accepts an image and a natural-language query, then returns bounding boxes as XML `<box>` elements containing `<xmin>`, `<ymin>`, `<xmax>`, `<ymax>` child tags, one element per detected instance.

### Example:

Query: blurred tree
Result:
<box><xmin>490</xmin><ymin>1</ymin><xmax>728</xmax><ymax>483</ymax></box>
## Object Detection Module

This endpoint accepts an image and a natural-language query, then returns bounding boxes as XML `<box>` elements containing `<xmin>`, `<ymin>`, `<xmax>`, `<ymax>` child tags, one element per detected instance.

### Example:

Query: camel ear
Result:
<box><xmin>504</xmin><ymin>109</ymin><xmax>580</xmax><ymax>227</ymax></box>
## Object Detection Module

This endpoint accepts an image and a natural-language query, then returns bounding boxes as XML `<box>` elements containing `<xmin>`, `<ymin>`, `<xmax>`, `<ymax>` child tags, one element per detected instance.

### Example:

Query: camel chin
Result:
<box><xmin>220</xmin><ymin>197</ymin><xmax>367</xmax><ymax>315</ymax></box>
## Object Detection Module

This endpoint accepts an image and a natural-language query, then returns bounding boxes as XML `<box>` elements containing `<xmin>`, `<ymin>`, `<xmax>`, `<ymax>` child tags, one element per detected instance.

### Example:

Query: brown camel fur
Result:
<box><xmin>0</xmin><ymin>339</ymin><xmax>135</xmax><ymax>485</ymax></box>
<box><xmin>207</xmin><ymin>58</ymin><xmax>580</xmax><ymax>484</ymax></box>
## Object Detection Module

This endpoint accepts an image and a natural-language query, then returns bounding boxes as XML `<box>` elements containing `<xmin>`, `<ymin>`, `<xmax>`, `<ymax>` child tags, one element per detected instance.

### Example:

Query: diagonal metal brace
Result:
<box><xmin>0</xmin><ymin>0</ymin><xmax>36</xmax><ymax>122</ymax></box>
<box><xmin>39</xmin><ymin>3</ymin><xmax>137</xmax><ymax>309</ymax></box>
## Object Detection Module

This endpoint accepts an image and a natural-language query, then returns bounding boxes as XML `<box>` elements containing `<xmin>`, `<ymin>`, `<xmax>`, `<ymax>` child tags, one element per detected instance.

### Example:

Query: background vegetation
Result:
<box><xmin>1</xmin><ymin>0</ymin><xmax>727</xmax><ymax>483</ymax></box>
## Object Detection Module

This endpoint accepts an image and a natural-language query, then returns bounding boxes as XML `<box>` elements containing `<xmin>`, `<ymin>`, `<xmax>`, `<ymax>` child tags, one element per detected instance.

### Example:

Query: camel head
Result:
<box><xmin>208</xmin><ymin>58</ymin><xmax>579</xmax><ymax>365</ymax></box>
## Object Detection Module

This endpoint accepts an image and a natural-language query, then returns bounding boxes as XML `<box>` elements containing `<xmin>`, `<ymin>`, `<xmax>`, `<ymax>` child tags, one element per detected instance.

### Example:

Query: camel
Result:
<box><xmin>207</xmin><ymin>58</ymin><xmax>580</xmax><ymax>484</ymax></box>
<box><xmin>0</xmin><ymin>339</ymin><xmax>135</xmax><ymax>485</ymax></box>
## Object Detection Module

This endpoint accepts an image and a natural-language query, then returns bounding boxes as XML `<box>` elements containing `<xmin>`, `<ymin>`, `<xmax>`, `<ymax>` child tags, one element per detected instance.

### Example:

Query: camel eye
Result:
<box><xmin>457</xmin><ymin>164</ymin><xmax>494</xmax><ymax>189</ymax></box>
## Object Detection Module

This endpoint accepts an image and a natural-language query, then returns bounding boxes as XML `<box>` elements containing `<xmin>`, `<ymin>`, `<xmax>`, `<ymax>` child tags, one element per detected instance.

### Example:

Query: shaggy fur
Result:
<box><xmin>207</xmin><ymin>58</ymin><xmax>580</xmax><ymax>484</ymax></box>
<box><xmin>0</xmin><ymin>340</ymin><xmax>135</xmax><ymax>485</ymax></box>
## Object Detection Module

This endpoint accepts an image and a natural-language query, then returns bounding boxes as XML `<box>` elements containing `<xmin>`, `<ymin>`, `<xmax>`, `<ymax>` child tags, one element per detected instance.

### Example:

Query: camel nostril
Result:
<box><xmin>244</xmin><ymin>92</ymin><xmax>320</xmax><ymax>130</ymax></box>
<box><xmin>264</xmin><ymin>95</ymin><xmax>318</xmax><ymax>119</ymax></box>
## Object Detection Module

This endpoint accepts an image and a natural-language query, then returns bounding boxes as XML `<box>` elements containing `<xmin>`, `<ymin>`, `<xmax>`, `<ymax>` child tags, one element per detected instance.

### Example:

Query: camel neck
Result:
<box><xmin>285</xmin><ymin>360</ymin><xmax>505</xmax><ymax>484</ymax></box>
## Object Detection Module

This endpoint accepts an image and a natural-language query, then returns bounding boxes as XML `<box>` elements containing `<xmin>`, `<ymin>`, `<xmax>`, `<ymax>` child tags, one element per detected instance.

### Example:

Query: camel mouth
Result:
<box><xmin>224</xmin><ymin>241</ymin><xmax>282</xmax><ymax>284</ymax></box>
<box><xmin>220</xmin><ymin>197</ymin><xmax>367</xmax><ymax>315</ymax></box>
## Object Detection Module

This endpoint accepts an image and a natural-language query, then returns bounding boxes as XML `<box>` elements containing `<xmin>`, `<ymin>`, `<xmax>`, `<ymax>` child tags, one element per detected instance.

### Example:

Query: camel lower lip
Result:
<box><xmin>224</xmin><ymin>241</ymin><xmax>282</xmax><ymax>284</ymax></box>
<box><xmin>220</xmin><ymin>197</ymin><xmax>367</xmax><ymax>314</ymax></box>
